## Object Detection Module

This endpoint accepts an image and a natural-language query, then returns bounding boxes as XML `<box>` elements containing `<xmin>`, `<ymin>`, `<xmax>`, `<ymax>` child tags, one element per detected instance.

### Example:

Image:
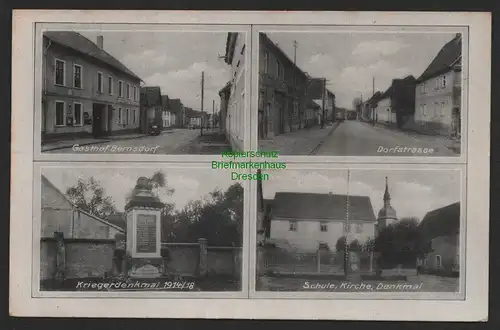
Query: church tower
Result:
<box><xmin>376</xmin><ymin>177</ymin><xmax>398</xmax><ymax>235</ymax></box>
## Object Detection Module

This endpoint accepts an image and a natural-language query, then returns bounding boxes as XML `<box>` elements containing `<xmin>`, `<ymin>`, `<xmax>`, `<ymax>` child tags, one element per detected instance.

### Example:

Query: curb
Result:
<box><xmin>308</xmin><ymin>122</ymin><xmax>341</xmax><ymax>155</ymax></box>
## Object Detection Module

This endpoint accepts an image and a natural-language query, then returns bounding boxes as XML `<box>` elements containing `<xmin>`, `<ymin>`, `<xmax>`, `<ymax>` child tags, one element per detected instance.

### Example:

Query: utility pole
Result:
<box><xmin>200</xmin><ymin>71</ymin><xmax>204</xmax><ymax>136</ymax></box>
<box><xmin>293</xmin><ymin>40</ymin><xmax>298</xmax><ymax>64</ymax></box>
<box><xmin>344</xmin><ymin>169</ymin><xmax>350</xmax><ymax>277</ymax></box>
<box><xmin>321</xmin><ymin>78</ymin><xmax>326</xmax><ymax>129</ymax></box>
<box><xmin>212</xmin><ymin>99</ymin><xmax>215</xmax><ymax>130</ymax></box>
<box><xmin>292</xmin><ymin>40</ymin><xmax>300</xmax><ymax>130</ymax></box>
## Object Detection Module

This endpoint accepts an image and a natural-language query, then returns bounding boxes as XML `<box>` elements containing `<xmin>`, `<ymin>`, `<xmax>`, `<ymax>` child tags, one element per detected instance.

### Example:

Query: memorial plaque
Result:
<box><xmin>136</xmin><ymin>214</ymin><xmax>157</xmax><ymax>253</ymax></box>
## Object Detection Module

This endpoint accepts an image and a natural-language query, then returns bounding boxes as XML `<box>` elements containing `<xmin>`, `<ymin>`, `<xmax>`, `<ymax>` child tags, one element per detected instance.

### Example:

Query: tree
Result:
<box><xmin>348</xmin><ymin>239</ymin><xmax>362</xmax><ymax>252</ymax></box>
<box><xmin>336</xmin><ymin>236</ymin><xmax>347</xmax><ymax>252</ymax></box>
<box><xmin>65</xmin><ymin>176</ymin><xmax>117</xmax><ymax>219</ymax></box>
<box><xmin>166</xmin><ymin>183</ymin><xmax>244</xmax><ymax>246</ymax></box>
<box><xmin>374</xmin><ymin>217</ymin><xmax>426</xmax><ymax>269</ymax></box>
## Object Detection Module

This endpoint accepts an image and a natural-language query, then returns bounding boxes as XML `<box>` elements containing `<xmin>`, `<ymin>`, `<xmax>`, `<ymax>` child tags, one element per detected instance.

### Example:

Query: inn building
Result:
<box><xmin>41</xmin><ymin>31</ymin><xmax>142</xmax><ymax>143</ymax></box>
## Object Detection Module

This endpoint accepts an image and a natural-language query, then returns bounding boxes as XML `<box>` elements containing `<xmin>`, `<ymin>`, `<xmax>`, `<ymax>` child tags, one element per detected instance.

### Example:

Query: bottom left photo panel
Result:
<box><xmin>32</xmin><ymin>163</ymin><xmax>248</xmax><ymax>298</ymax></box>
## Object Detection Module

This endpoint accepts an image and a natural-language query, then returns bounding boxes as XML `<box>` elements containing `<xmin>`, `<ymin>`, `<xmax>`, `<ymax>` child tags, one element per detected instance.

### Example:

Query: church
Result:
<box><xmin>375</xmin><ymin>177</ymin><xmax>399</xmax><ymax>236</ymax></box>
<box><xmin>257</xmin><ymin>174</ymin><xmax>399</xmax><ymax>252</ymax></box>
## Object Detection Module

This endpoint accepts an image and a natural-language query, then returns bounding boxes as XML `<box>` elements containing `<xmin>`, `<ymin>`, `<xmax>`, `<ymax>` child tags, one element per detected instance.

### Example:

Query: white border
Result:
<box><xmin>34</xmin><ymin>23</ymin><xmax>252</xmax><ymax>161</ymax></box>
<box><xmin>11</xmin><ymin>10</ymin><xmax>490</xmax><ymax>321</ymax></box>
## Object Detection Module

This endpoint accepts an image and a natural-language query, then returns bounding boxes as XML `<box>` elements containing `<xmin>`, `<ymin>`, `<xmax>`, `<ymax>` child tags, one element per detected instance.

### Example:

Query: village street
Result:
<box><xmin>313</xmin><ymin>120</ymin><xmax>458</xmax><ymax>156</ymax></box>
<box><xmin>44</xmin><ymin>129</ymin><xmax>202</xmax><ymax>154</ymax></box>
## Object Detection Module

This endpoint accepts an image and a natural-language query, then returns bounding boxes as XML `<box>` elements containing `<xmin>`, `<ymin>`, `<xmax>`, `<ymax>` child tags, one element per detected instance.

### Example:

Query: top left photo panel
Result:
<box><xmin>34</xmin><ymin>24</ymin><xmax>251</xmax><ymax>160</ymax></box>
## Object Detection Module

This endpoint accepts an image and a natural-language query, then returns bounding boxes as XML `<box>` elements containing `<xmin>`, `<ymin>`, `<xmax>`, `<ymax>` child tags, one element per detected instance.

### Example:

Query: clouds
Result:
<box><xmin>144</xmin><ymin>61</ymin><xmax>228</xmax><ymax>110</ymax></box>
<box><xmin>351</xmin><ymin>40</ymin><xmax>409</xmax><ymax>57</ymax></box>
<box><xmin>79</xmin><ymin>31</ymin><xmax>231</xmax><ymax>110</ymax></box>
<box><xmin>266</xmin><ymin>32</ymin><xmax>457</xmax><ymax>109</ymax></box>
<box><xmin>264</xmin><ymin>169</ymin><xmax>461</xmax><ymax>221</ymax></box>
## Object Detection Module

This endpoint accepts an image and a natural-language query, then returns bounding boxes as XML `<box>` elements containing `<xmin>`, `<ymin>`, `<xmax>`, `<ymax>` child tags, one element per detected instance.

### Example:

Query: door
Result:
<box><xmin>92</xmin><ymin>103</ymin><xmax>104</xmax><ymax>137</ymax></box>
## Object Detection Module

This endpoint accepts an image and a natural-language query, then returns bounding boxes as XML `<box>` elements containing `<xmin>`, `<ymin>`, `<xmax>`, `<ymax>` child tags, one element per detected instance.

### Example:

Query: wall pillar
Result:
<box><xmin>53</xmin><ymin>231</ymin><xmax>66</xmax><ymax>285</ymax></box>
<box><xmin>198</xmin><ymin>238</ymin><xmax>208</xmax><ymax>277</ymax></box>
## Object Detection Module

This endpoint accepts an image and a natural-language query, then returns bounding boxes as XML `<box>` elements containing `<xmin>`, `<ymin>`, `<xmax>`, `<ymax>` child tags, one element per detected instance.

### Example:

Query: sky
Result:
<box><xmin>262</xmin><ymin>169</ymin><xmax>461</xmax><ymax>221</ymax></box>
<box><xmin>266</xmin><ymin>32</ymin><xmax>458</xmax><ymax>109</ymax></box>
<box><xmin>42</xmin><ymin>167</ymin><xmax>242</xmax><ymax>213</ymax></box>
<box><xmin>79</xmin><ymin>31</ymin><xmax>231</xmax><ymax>111</ymax></box>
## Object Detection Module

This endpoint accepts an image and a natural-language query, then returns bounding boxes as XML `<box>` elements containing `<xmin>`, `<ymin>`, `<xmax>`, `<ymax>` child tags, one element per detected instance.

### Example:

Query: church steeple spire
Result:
<box><xmin>383</xmin><ymin>176</ymin><xmax>391</xmax><ymax>204</ymax></box>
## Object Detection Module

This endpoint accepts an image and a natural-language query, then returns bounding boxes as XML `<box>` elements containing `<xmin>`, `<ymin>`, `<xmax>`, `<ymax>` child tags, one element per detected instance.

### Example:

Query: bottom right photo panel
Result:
<box><xmin>255</xmin><ymin>166</ymin><xmax>464</xmax><ymax>297</ymax></box>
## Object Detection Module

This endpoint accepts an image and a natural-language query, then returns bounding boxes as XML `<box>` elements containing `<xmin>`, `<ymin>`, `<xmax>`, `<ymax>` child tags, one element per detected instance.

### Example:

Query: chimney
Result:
<box><xmin>96</xmin><ymin>35</ymin><xmax>104</xmax><ymax>50</ymax></box>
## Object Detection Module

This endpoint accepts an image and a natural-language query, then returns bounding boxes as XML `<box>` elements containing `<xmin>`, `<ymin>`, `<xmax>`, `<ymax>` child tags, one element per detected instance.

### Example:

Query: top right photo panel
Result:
<box><xmin>257</xmin><ymin>29</ymin><xmax>466</xmax><ymax>157</ymax></box>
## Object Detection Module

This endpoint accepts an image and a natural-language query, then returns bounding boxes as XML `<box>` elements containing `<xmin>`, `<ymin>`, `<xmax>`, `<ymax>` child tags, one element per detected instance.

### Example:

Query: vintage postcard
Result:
<box><xmin>34</xmin><ymin>24</ymin><xmax>251</xmax><ymax>161</ymax></box>
<box><xmin>255</xmin><ymin>29</ymin><xmax>466</xmax><ymax>158</ymax></box>
<box><xmin>10</xmin><ymin>10</ymin><xmax>490</xmax><ymax>321</ymax></box>
<box><xmin>254</xmin><ymin>166</ymin><xmax>464</xmax><ymax>299</ymax></box>
<box><xmin>34</xmin><ymin>164</ymin><xmax>246</xmax><ymax>297</ymax></box>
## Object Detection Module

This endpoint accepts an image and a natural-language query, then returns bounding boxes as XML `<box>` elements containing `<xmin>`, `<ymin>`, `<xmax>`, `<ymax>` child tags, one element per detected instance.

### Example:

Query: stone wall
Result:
<box><xmin>40</xmin><ymin>234</ymin><xmax>242</xmax><ymax>284</ymax></box>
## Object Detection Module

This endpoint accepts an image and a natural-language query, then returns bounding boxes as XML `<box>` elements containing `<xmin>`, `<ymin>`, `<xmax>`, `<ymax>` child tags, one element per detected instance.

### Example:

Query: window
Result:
<box><xmin>320</xmin><ymin>222</ymin><xmax>328</xmax><ymax>232</ymax></box>
<box><xmin>133</xmin><ymin>86</ymin><xmax>136</xmax><ymax>101</ymax></box>
<box><xmin>108</xmin><ymin>76</ymin><xmax>113</xmax><ymax>95</ymax></box>
<box><xmin>118</xmin><ymin>81</ymin><xmax>124</xmax><ymax>98</ymax></box>
<box><xmin>127</xmin><ymin>84</ymin><xmax>130</xmax><ymax>99</ymax></box>
<box><xmin>118</xmin><ymin>108</ymin><xmax>122</xmax><ymax>124</ymax></box>
<box><xmin>435</xmin><ymin>255</ymin><xmax>442</xmax><ymax>268</ymax></box>
<box><xmin>55</xmin><ymin>59</ymin><xmax>65</xmax><ymax>86</ymax></box>
<box><xmin>442</xmin><ymin>75</ymin><xmax>447</xmax><ymax>88</ymax></box>
<box><xmin>97</xmin><ymin>72</ymin><xmax>103</xmax><ymax>93</ymax></box>
<box><xmin>126</xmin><ymin>109</ymin><xmax>129</xmax><ymax>125</ymax></box>
<box><xmin>435</xmin><ymin>77</ymin><xmax>440</xmax><ymax>89</ymax></box>
<box><xmin>55</xmin><ymin>101</ymin><xmax>65</xmax><ymax>126</ymax></box>
<box><xmin>423</xmin><ymin>82</ymin><xmax>427</xmax><ymax>93</ymax></box>
<box><xmin>73</xmin><ymin>102</ymin><xmax>83</xmax><ymax>126</ymax></box>
<box><xmin>289</xmin><ymin>221</ymin><xmax>297</xmax><ymax>232</ymax></box>
<box><xmin>356</xmin><ymin>223</ymin><xmax>363</xmax><ymax>234</ymax></box>
<box><xmin>275</xmin><ymin>59</ymin><xmax>280</xmax><ymax>78</ymax></box>
<box><xmin>263</xmin><ymin>51</ymin><xmax>269</xmax><ymax>73</ymax></box>
<box><xmin>73</xmin><ymin>64</ymin><xmax>82</xmax><ymax>88</ymax></box>
<box><xmin>423</xmin><ymin>104</ymin><xmax>427</xmax><ymax>116</ymax></box>
<box><xmin>133</xmin><ymin>110</ymin><xmax>136</xmax><ymax>124</ymax></box>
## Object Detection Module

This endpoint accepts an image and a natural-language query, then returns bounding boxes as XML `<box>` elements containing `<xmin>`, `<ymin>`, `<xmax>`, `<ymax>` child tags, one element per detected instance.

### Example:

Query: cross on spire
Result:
<box><xmin>384</xmin><ymin>176</ymin><xmax>391</xmax><ymax>203</ymax></box>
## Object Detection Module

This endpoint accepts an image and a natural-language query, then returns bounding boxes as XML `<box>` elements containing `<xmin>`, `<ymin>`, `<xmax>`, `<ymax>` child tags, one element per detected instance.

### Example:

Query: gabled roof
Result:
<box><xmin>260</xmin><ymin>33</ymin><xmax>309</xmax><ymax>79</ymax></box>
<box><xmin>44</xmin><ymin>31</ymin><xmax>141</xmax><ymax>81</ymax></box>
<box><xmin>105</xmin><ymin>213</ymin><xmax>126</xmax><ymax>231</ymax></box>
<box><xmin>140</xmin><ymin>86</ymin><xmax>162</xmax><ymax>107</ymax></box>
<box><xmin>41</xmin><ymin>175</ymin><xmax>125</xmax><ymax>233</ymax></box>
<box><xmin>419</xmin><ymin>202</ymin><xmax>460</xmax><ymax>240</ymax></box>
<box><xmin>417</xmin><ymin>34</ymin><xmax>462</xmax><ymax>82</ymax></box>
<box><xmin>270</xmin><ymin>192</ymin><xmax>376</xmax><ymax>222</ymax></box>
<box><xmin>161</xmin><ymin>95</ymin><xmax>170</xmax><ymax>109</ymax></box>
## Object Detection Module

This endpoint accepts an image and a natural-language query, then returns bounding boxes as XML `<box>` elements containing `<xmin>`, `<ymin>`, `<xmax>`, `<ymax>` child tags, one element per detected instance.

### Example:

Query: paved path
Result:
<box><xmin>259</xmin><ymin>124</ymin><xmax>338</xmax><ymax>155</ymax></box>
<box><xmin>314</xmin><ymin>120</ymin><xmax>458</xmax><ymax>157</ymax></box>
<box><xmin>45</xmin><ymin>129</ymin><xmax>200</xmax><ymax>155</ymax></box>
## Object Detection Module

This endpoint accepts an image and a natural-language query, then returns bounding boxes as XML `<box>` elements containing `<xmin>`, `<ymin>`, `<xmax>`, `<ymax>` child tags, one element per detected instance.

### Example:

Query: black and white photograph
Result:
<box><xmin>39</xmin><ymin>29</ymin><xmax>247</xmax><ymax>155</ymax></box>
<box><xmin>38</xmin><ymin>166</ymin><xmax>244</xmax><ymax>292</ymax></box>
<box><xmin>257</xmin><ymin>31</ymin><xmax>464</xmax><ymax>156</ymax></box>
<box><xmin>256</xmin><ymin>168</ymin><xmax>462</xmax><ymax>294</ymax></box>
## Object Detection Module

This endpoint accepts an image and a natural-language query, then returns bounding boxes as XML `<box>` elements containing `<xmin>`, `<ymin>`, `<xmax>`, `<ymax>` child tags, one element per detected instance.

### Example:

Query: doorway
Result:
<box><xmin>92</xmin><ymin>103</ymin><xmax>106</xmax><ymax>138</ymax></box>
